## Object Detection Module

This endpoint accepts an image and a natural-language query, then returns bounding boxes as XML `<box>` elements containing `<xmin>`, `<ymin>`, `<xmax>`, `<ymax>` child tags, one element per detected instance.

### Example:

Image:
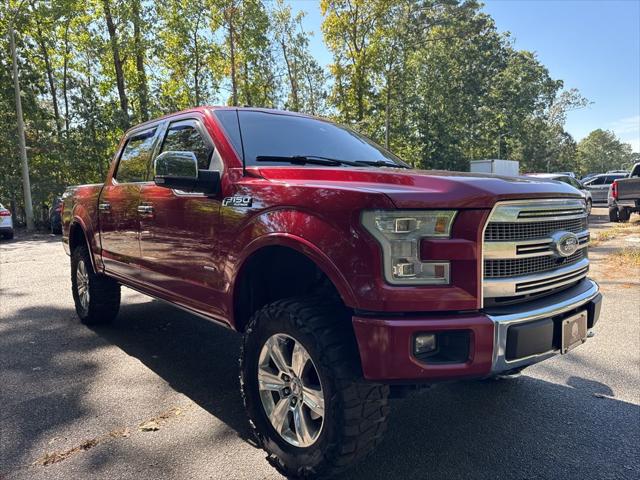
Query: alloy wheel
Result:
<box><xmin>257</xmin><ymin>333</ymin><xmax>325</xmax><ymax>447</ymax></box>
<box><xmin>76</xmin><ymin>259</ymin><xmax>90</xmax><ymax>310</ymax></box>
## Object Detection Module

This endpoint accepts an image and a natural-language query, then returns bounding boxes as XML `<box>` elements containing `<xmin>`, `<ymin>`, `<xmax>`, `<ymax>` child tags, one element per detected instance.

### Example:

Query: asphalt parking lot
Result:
<box><xmin>1</xmin><ymin>207</ymin><xmax>639</xmax><ymax>480</ymax></box>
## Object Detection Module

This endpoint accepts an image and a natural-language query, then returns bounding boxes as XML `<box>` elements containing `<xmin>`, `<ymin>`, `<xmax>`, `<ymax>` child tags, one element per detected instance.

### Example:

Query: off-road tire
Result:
<box><xmin>71</xmin><ymin>245</ymin><xmax>120</xmax><ymax>325</ymax></box>
<box><xmin>618</xmin><ymin>207</ymin><xmax>631</xmax><ymax>222</ymax></box>
<box><xmin>609</xmin><ymin>207</ymin><xmax>619</xmax><ymax>222</ymax></box>
<box><xmin>240</xmin><ymin>296</ymin><xmax>390</xmax><ymax>479</ymax></box>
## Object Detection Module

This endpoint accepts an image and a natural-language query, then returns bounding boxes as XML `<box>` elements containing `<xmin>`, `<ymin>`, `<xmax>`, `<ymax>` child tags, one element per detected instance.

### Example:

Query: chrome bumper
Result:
<box><xmin>486</xmin><ymin>279</ymin><xmax>600</xmax><ymax>375</ymax></box>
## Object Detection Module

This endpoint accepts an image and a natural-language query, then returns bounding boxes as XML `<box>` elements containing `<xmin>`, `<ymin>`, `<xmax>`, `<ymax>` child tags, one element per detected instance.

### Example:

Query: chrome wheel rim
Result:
<box><xmin>257</xmin><ymin>333</ymin><xmax>325</xmax><ymax>447</ymax></box>
<box><xmin>76</xmin><ymin>259</ymin><xmax>90</xmax><ymax>310</ymax></box>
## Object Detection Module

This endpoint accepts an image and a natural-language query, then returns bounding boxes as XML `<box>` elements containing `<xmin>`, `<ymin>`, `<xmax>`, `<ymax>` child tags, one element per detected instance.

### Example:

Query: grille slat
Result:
<box><xmin>484</xmin><ymin>217</ymin><xmax>587</xmax><ymax>241</ymax></box>
<box><xmin>484</xmin><ymin>250</ymin><xmax>586</xmax><ymax>278</ymax></box>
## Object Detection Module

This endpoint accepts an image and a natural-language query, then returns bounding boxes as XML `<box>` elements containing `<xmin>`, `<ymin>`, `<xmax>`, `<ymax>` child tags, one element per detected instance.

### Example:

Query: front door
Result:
<box><xmin>138</xmin><ymin>118</ymin><xmax>225</xmax><ymax>318</ymax></box>
<box><xmin>100</xmin><ymin>127</ymin><xmax>159</xmax><ymax>279</ymax></box>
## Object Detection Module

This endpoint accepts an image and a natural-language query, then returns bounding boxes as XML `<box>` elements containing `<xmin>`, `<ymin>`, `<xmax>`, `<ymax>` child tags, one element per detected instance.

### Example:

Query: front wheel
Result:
<box><xmin>240</xmin><ymin>297</ymin><xmax>389</xmax><ymax>478</ymax></box>
<box><xmin>71</xmin><ymin>245</ymin><xmax>120</xmax><ymax>324</ymax></box>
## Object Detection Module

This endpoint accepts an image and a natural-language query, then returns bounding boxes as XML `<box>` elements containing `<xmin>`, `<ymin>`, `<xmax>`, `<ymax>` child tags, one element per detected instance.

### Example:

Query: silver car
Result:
<box><xmin>581</xmin><ymin>173</ymin><xmax>628</xmax><ymax>203</ymax></box>
<box><xmin>0</xmin><ymin>203</ymin><xmax>14</xmax><ymax>239</ymax></box>
<box><xmin>526</xmin><ymin>173</ymin><xmax>593</xmax><ymax>214</ymax></box>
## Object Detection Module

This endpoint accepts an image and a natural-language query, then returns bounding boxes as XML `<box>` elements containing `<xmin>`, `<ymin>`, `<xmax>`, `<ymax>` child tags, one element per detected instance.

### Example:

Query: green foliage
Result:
<box><xmin>576</xmin><ymin>129</ymin><xmax>635</xmax><ymax>175</ymax></box>
<box><xmin>0</xmin><ymin>0</ymin><xmax>636</xmax><ymax>226</ymax></box>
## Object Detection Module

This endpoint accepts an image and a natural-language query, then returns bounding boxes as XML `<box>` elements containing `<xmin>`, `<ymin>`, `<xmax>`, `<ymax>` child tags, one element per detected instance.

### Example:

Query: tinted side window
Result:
<box><xmin>116</xmin><ymin>129</ymin><xmax>157</xmax><ymax>183</ymax></box>
<box><xmin>586</xmin><ymin>176</ymin><xmax>605</xmax><ymax>185</ymax></box>
<box><xmin>160</xmin><ymin>121</ymin><xmax>212</xmax><ymax>169</ymax></box>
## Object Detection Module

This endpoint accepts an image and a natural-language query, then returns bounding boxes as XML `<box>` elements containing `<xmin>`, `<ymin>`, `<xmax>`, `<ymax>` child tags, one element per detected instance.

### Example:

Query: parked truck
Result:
<box><xmin>63</xmin><ymin>107</ymin><xmax>602</xmax><ymax>478</ymax></box>
<box><xmin>608</xmin><ymin>162</ymin><xmax>640</xmax><ymax>222</ymax></box>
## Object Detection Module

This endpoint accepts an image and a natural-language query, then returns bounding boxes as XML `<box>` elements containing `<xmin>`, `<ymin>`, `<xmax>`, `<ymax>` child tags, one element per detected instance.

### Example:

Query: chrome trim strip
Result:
<box><xmin>488</xmin><ymin>199</ymin><xmax>586</xmax><ymax>223</ymax></box>
<box><xmin>484</xmin><ymin>230</ymin><xmax>589</xmax><ymax>259</ymax></box>
<box><xmin>488</xmin><ymin>279</ymin><xmax>599</xmax><ymax>374</ymax></box>
<box><xmin>483</xmin><ymin>258</ymin><xmax>589</xmax><ymax>298</ymax></box>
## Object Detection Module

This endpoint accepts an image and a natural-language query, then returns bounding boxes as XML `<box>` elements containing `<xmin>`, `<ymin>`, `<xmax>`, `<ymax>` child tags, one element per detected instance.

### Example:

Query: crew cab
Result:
<box><xmin>62</xmin><ymin>107</ymin><xmax>602</xmax><ymax>478</ymax></box>
<box><xmin>608</xmin><ymin>162</ymin><xmax>640</xmax><ymax>222</ymax></box>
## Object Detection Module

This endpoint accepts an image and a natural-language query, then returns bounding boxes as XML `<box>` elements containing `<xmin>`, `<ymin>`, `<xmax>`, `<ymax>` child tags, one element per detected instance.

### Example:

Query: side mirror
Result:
<box><xmin>154</xmin><ymin>151</ymin><xmax>219</xmax><ymax>195</ymax></box>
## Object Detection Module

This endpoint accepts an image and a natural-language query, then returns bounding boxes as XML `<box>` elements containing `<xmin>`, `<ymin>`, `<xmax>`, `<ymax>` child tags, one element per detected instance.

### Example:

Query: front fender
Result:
<box><xmin>227</xmin><ymin>208</ymin><xmax>365</xmax><ymax>309</ymax></box>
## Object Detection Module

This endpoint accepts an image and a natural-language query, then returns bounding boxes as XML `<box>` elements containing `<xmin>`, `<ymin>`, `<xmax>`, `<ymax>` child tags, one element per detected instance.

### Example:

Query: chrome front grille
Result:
<box><xmin>485</xmin><ymin>249</ymin><xmax>586</xmax><ymax>278</ymax></box>
<box><xmin>484</xmin><ymin>217</ymin><xmax>587</xmax><ymax>241</ymax></box>
<box><xmin>483</xmin><ymin>199</ymin><xmax>590</xmax><ymax>302</ymax></box>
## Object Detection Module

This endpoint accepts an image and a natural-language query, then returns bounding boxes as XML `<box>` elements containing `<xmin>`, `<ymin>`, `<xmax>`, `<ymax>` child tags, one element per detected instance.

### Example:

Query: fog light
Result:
<box><xmin>414</xmin><ymin>333</ymin><xmax>437</xmax><ymax>355</ymax></box>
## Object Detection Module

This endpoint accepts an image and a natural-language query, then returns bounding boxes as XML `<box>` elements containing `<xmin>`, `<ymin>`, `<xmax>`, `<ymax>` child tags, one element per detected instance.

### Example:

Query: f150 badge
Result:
<box><xmin>223</xmin><ymin>196</ymin><xmax>253</xmax><ymax>207</ymax></box>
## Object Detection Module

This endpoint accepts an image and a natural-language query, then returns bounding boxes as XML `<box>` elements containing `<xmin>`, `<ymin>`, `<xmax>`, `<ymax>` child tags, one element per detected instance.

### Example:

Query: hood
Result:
<box><xmin>255</xmin><ymin>167</ymin><xmax>582</xmax><ymax>209</ymax></box>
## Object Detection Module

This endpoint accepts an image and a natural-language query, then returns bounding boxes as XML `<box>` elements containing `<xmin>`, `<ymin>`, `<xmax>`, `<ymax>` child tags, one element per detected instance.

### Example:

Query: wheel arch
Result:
<box><xmin>231</xmin><ymin>235</ymin><xmax>357</xmax><ymax>332</ymax></box>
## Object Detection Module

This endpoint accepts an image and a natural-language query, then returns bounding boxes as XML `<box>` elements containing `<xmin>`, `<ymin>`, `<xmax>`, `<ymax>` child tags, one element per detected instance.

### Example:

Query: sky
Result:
<box><xmin>286</xmin><ymin>0</ymin><xmax>640</xmax><ymax>152</ymax></box>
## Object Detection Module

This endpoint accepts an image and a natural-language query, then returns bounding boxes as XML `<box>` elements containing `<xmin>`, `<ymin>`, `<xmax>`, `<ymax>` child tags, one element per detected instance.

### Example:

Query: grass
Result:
<box><xmin>610</xmin><ymin>247</ymin><xmax>640</xmax><ymax>269</ymax></box>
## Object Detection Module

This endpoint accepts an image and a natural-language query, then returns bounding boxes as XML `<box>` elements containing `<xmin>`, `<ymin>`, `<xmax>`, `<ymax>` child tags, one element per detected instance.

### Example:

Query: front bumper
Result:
<box><xmin>353</xmin><ymin>279</ymin><xmax>601</xmax><ymax>382</ymax></box>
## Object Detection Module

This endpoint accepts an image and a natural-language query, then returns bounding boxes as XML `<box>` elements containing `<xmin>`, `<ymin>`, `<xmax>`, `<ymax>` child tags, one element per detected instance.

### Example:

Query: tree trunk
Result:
<box><xmin>226</xmin><ymin>8</ymin><xmax>238</xmax><ymax>106</ymax></box>
<box><xmin>63</xmin><ymin>20</ymin><xmax>70</xmax><ymax>134</ymax></box>
<box><xmin>132</xmin><ymin>0</ymin><xmax>148</xmax><ymax>121</ymax></box>
<box><xmin>102</xmin><ymin>0</ymin><xmax>129</xmax><ymax>127</ymax></box>
<box><xmin>9</xmin><ymin>19</ymin><xmax>34</xmax><ymax>231</ymax></box>
<box><xmin>384</xmin><ymin>68</ymin><xmax>391</xmax><ymax>149</ymax></box>
<box><xmin>32</xmin><ymin>12</ymin><xmax>62</xmax><ymax>138</ymax></box>
<box><xmin>281</xmin><ymin>39</ymin><xmax>299</xmax><ymax>111</ymax></box>
<box><xmin>194</xmin><ymin>11</ymin><xmax>202</xmax><ymax>105</ymax></box>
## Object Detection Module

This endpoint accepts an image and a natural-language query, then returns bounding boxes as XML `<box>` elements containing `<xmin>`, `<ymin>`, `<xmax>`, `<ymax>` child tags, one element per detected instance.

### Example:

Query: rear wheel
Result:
<box><xmin>71</xmin><ymin>245</ymin><xmax>120</xmax><ymax>324</ymax></box>
<box><xmin>241</xmin><ymin>297</ymin><xmax>389</xmax><ymax>478</ymax></box>
<box><xmin>618</xmin><ymin>207</ymin><xmax>631</xmax><ymax>222</ymax></box>
<box><xmin>609</xmin><ymin>207</ymin><xmax>619</xmax><ymax>222</ymax></box>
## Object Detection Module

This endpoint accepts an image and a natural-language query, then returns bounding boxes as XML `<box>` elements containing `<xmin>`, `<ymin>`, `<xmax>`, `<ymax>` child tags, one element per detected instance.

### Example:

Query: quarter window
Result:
<box><xmin>116</xmin><ymin>129</ymin><xmax>157</xmax><ymax>183</ymax></box>
<box><xmin>160</xmin><ymin>121</ymin><xmax>213</xmax><ymax>169</ymax></box>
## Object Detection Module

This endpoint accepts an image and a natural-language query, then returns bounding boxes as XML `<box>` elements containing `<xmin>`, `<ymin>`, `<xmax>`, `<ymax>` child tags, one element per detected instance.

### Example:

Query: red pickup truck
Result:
<box><xmin>63</xmin><ymin>107</ymin><xmax>602</xmax><ymax>478</ymax></box>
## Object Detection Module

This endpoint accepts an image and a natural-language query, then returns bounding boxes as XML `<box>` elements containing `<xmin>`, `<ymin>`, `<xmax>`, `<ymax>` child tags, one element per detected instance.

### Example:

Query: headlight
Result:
<box><xmin>361</xmin><ymin>210</ymin><xmax>457</xmax><ymax>285</ymax></box>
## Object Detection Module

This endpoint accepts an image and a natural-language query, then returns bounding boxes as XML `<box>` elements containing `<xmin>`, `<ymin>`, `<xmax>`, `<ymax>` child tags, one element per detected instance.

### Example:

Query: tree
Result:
<box><xmin>577</xmin><ymin>129</ymin><xmax>634</xmax><ymax>175</ymax></box>
<box><xmin>271</xmin><ymin>0</ymin><xmax>327</xmax><ymax>114</ymax></box>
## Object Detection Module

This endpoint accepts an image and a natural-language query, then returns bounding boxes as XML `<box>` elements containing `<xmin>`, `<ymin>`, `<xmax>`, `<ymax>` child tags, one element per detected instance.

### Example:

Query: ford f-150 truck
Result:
<box><xmin>63</xmin><ymin>107</ymin><xmax>602</xmax><ymax>478</ymax></box>
<box><xmin>608</xmin><ymin>162</ymin><xmax>640</xmax><ymax>222</ymax></box>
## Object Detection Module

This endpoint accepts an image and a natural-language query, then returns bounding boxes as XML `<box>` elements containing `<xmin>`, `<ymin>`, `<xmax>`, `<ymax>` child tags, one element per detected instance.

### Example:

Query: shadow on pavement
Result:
<box><xmin>96</xmin><ymin>300</ymin><xmax>640</xmax><ymax>479</ymax></box>
<box><xmin>3</xmin><ymin>298</ymin><xmax>638</xmax><ymax>479</ymax></box>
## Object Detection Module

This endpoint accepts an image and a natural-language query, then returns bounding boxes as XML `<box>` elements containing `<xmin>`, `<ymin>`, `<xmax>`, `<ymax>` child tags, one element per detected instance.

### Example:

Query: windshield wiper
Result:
<box><xmin>256</xmin><ymin>155</ymin><xmax>361</xmax><ymax>167</ymax></box>
<box><xmin>353</xmin><ymin>160</ymin><xmax>411</xmax><ymax>169</ymax></box>
<box><xmin>255</xmin><ymin>155</ymin><xmax>410</xmax><ymax>169</ymax></box>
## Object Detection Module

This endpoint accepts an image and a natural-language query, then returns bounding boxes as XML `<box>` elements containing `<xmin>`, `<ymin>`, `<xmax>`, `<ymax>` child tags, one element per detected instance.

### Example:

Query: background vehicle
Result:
<box><xmin>608</xmin><ymin>162</ymin><xmax>640</xmax><ymax>222</ymax></box>
<box><xmin>0</xmin><ymin>203</ymin><xmax>14</xmax><ymax>239</ymax></box>
<box><xmin>606</xmin><ymin>169</ymin><xmax>628</xmax><ymax>174</ymax></box>
<box><xmin>469</xmin><ymin>158</ymin><xmax>519</xmax><ymax>176</ymax></box>
<box><xmin>525</xmin><ymin>173</ymin><xmax>592</xmax><ymax>214</ymax></box>
<box><xmin>553</xmin><ymin>171</ymin><xmax>577</xmax><ymax>178</ymax></box>
<box><xmin>49</xmin><ymin>196</ymin><xmax>63</xmax><ymax>234</ymax></box>
<box><xmin>581</xmin><ymin>173</ymin><xmax>628</xmax><ymax>203</ymax></box>
<box><xmin>62</xmin><ymin>107</ymin><xmax>601</xmax><ymax>478</ymax></box>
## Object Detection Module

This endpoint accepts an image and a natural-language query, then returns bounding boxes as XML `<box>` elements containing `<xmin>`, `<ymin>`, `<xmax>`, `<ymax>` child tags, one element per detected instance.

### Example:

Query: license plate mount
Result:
<box><xmin>561</xmin><ymin>311</ymin><xmax>588</xmax><ymax>354</ymax></box>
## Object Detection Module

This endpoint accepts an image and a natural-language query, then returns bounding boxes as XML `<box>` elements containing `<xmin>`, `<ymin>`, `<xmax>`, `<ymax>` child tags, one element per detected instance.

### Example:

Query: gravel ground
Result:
<box><xmin>1</xmin><ymin>207</ymin><xmax>638</xmax><ymax>480</ymax></box>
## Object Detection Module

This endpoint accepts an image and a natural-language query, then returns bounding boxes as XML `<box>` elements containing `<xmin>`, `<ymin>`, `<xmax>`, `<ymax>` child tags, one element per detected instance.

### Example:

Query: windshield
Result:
<box><xmin>213</xmin><ymin>109</ymin><xmax>408</xmax><ymax>168</ymax></box>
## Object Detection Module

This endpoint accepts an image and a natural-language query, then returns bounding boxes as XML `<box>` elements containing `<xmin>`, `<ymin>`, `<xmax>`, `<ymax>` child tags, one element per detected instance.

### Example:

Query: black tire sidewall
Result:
<box><xmin>242</xmin><ymin>309</ymin><xmax>339</xmax><ymax>475</ymax></box>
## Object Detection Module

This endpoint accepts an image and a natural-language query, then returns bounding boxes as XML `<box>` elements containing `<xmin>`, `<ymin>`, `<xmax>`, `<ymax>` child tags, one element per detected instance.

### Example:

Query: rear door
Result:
<box><xmin>583</xmin><ymin>176</ymin><xmax>607</xmax><ymax>203</ymax></box>
<box><xmin>99</xmin><ymin>127</ymin><xmax>159</xmax><ymax>279</ymax></box>
<box><xmin>138</xmin><ymin>117</ymin><xmax>226</xmax><ymax>316</ymax></box>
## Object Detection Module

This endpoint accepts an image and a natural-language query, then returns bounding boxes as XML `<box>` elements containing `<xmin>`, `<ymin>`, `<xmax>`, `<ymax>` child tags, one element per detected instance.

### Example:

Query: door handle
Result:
<box><xmin>98</xmin><ymin>202</ymin><xmax>111</xmax><ymax>212</ymax></box>
<box><xmin>137</xmin><ymin>204</ymin><xmax>154</xmax><ymax>215</ymax></box>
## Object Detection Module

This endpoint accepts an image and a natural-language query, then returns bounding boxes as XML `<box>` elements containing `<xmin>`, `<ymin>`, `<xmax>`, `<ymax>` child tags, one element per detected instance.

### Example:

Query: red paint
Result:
<box><xmin>62</xmin><ymin>107</ymin><xmax>583</xmax><ymax>382</ymax></box>
<box><xmin>352</xmin><ymin>313</ymin><xmax>495</xmax><ymax>381</ymax></box>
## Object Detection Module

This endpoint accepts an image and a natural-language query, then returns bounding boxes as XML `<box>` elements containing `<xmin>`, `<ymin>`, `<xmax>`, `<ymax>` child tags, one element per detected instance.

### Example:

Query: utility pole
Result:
<box><xmin>8</xmin><ymin>11</ymin><xmax>34</xmax><ymax>230</ymax></box>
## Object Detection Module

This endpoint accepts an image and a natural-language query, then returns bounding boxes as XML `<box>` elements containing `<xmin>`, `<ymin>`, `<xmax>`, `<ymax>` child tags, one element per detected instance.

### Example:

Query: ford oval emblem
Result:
<box><xmin>551</xmin><ymin>231</ymin><xmax>579</xmax><ymax>257</ymax></box>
